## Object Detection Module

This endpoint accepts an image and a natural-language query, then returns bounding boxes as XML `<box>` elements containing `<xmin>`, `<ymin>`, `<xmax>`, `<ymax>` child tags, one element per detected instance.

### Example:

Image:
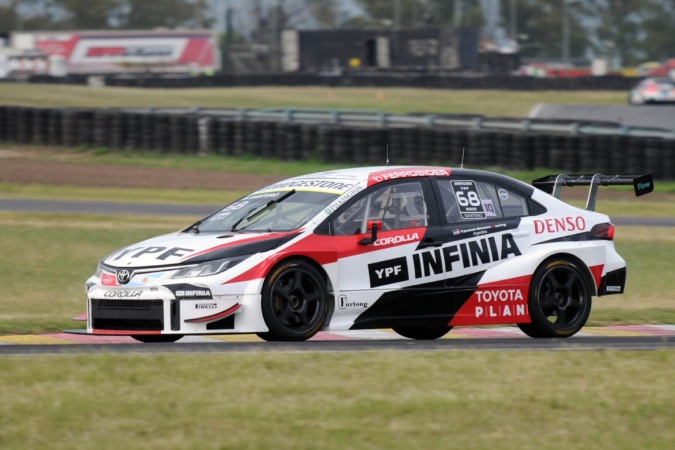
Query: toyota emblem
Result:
<box><xmin>117</xmin><ymin>269</ymin><xmax>131</xmax><ymax>284</ymax></box>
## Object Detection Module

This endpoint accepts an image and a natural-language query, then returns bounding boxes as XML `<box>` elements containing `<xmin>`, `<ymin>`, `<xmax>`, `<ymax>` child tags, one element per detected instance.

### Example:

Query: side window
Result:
<box><xmin>332</xmin><ymin>181</ymin><xmax>428</xmax><ymax>235</ymax></box>
<box><xmin>496</xmin><ymin>186</ymin><xmax>529</xmax><ymax>217</ymax></box>
<box><xmin>438</xmin><ymin>179</ymin><xmax>528</xmax><ymax>223</ymax></box>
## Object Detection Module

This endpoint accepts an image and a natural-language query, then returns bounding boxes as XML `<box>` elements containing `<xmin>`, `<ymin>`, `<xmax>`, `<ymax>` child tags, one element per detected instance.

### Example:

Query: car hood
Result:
<box><xmin>103</xmin><ymin>231</ymin><xmax>301</xmax><ymax>268</ymax></box>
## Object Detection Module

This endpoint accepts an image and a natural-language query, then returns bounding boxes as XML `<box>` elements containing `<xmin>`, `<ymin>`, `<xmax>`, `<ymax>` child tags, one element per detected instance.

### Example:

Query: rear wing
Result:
<box><xmin>532</xmin><ymin>173</ymin><xmax>654</xmax><ymax>211</ymax></box>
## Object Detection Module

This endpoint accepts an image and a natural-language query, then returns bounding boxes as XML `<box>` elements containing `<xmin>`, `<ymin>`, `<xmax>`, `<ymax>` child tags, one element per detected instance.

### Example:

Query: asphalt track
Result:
<box><xmin>2</xmin><ymin>198</ymin><xmax>675</xmax><ymax>227</ymax></box>
<box><xmin>530</xmin><ymin>104</ymin><xmax>675</xmax><ymax>130</ymax></box>
<box><xmin>1</xmin><ymin>326</ymin><xmax>674</xmax><ymax>355</ymax></box>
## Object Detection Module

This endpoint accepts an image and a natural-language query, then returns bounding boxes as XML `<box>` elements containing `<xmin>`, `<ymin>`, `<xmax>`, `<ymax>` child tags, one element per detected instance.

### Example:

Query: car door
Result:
<box><xmin>323</xmin><ymin>178</ymin><xmax>445</xmax><ymax>327</ymax></box>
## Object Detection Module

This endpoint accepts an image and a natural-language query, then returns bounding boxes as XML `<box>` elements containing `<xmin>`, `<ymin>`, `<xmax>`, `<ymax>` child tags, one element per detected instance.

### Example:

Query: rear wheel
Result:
<box><xmin>131</xmin><ymin>334</ymin><xmax>183</xmax><ymax>343</ymax></box>
<box><xmin>518</xmin><ymin>258</ymin><xmax>592</xmax><ymax>338</ymax></box>
<box><xmin>256</xmin><ymin>260</ymin><xmax>330</xmax><ymax>341</ymax></box>
<box><xmin>392</xmin><ymin>325</ymin><xmax>453</xmax><ymax>340</ymax></box>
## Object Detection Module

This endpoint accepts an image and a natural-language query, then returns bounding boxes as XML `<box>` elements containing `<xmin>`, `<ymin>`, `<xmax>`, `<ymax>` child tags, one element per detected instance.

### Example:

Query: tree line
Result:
<box><xmin>351</xmin><ymin>0</ymin><xmax>675</xmax><ymax>66</ymax></box>
<box><xmin>1</xmin><ymin>0</ymin><xmax>673</xmax><ymax>66</ymax></box>
<box><xmin>0</xmin><ymin>0</ymin><xmax>212</xmax><ymax>32</ymax></box>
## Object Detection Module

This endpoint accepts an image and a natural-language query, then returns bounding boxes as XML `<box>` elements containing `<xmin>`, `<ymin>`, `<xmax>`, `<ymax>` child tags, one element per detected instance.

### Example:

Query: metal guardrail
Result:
<box><xmin>124</xmin><ymin>107</ymin><xmax>675</xmax><ymax>140</ymax></box>
<box><xmin>3</xmin><ymin>104</ymin><xmax>672</xmax><ymax>178</ymax></box>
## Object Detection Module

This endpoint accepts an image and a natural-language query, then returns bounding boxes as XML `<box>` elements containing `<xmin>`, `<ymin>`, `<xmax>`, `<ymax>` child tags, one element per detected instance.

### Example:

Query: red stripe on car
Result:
<box><xmin>185</xmin><ymin>303</ymin><xmax>241</xmax><ymax>323</ymax></box>
<box><xmin>589</xmin><ymin>264</ymin><xmax>604</xmax><ymax>289</ymax></box>
<box><xmin>92</xmin><ymin>329</ymin><xmax>161</xmax><ymax>335</ymax></box>
<box><xmin>367</xmin><ymin>167</ymin><xmax>452</xmax><ymax>187</ymax></box>
<box><xmin>449</xmin><ymin>274</ymin><xmax>533</xmax><ymax>326</ymax></box>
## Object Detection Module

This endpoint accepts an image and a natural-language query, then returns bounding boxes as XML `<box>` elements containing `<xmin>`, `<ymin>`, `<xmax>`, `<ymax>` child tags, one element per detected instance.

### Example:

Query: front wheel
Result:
<box><xmin>257</xmin><ymin>260</ymin><xmax>330</xmax><ymax>341</ymax></box>
<box><xmin>518</xmin><ymin>258</ymin><xmax>592</xmax><ymax>338</ymax></box>
<box><xmin>392</xmin><ymin>325</ymin><xmax>453</xmax><ymax>340</ymax></box>
<box><xmin>131</xmin><ymin>334</ymin><xmax>183</xmax><ymax>343</ymax></box>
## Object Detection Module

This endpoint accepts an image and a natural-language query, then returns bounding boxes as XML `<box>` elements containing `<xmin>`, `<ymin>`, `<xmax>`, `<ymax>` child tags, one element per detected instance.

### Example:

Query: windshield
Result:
<box><xmin>193</xmin><ymin>190</ymin><xmax>339</xmax><ymax>233</ymax></box>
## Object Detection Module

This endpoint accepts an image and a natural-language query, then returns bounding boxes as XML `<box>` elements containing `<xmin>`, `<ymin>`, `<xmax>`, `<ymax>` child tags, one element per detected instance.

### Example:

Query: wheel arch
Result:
<box><xmin>265</xmin><ymin>254</ymin><xmax>336</xmax><ymax>325</ymax></box>
<box><xmin>480</xmin><ymin>245</ymin><xmax>602</xmax><ymax>297</ymax></box>
<box><xmin>534</xmin><ymin>252</ymin><xmax>598</xmax><ymax>297</ymax></box>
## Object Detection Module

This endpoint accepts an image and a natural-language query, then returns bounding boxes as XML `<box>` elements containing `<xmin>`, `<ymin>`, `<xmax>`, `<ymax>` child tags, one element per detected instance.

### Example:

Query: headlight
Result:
<box><xmin>171</xmin><ymin>256</ymin><xmax>248</xmax><ymax>279</ymax></box>
<box><xmin>95</xmin><ymin>263</ymin><xmax>103</xmax><ymax>278</ymax></box>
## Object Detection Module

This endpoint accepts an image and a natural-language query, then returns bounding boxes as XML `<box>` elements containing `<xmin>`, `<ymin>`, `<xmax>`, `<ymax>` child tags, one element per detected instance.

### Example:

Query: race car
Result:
<box><xmin>628</xmin><ymin>76</ymin><xmax>675</xmax><ymax>105</ymax></box>
<box><xmin>77</xmin><ymin>166</ymin><xmax>653</xmax><ymax>342</ymax></box>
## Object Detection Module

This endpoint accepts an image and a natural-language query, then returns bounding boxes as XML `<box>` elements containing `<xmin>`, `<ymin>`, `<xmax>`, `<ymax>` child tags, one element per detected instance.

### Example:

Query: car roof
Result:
<box><xmin>287</xmin><ymin>166</ymin><xmax>453</xmax><ymax>185</ymax></box>
<box><xmin>263</xmin><ymin>166</ymin><xmax>534</xmax><ymax>196</ymax></box>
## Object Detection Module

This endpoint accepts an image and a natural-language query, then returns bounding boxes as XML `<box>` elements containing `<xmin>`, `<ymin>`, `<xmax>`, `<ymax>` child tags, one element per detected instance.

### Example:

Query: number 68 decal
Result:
<box><xmin>455</xmin><ymin>190</ymin><xmax>481</xmax><ymax>207</ymax></box>
<box><xmin>450</xmin><ymin>180</ymin><xmax>486</xmax><ymax>219</ymax></box>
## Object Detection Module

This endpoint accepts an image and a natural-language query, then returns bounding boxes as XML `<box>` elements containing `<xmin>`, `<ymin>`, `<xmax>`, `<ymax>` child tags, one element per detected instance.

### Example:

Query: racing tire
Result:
<box><xmin>392</xmin><ymin>325</ymin><xmax>453</xmax><ymax>340</ymax></box>
<box><xmin>518</xmin><ymin>258</ymin><xmax>592</xmax><ymax>338</ymax></box>
<box><xmin>131</xmin><ymin>334</ymin><xmax>184</xmax><ymax>343</ymax></box>
<box><xmin>256</xmin><ymin>260</ymin><xmax>330</xmax><ymax>342</ymax></box>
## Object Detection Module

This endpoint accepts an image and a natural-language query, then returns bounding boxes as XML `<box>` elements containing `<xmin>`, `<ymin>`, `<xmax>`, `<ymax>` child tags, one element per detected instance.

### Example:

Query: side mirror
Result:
<box><xmin>358</xmin><ymin>220</ymin><xmax>382</xmax><ymax>246</ymax></box>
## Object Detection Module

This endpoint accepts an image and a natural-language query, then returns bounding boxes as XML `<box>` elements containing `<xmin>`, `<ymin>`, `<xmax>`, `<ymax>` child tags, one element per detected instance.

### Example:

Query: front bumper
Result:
<box><xmin>85</xmin><ymin>285</ymin><xmax>265</xmax><ymax>335</ymax></box>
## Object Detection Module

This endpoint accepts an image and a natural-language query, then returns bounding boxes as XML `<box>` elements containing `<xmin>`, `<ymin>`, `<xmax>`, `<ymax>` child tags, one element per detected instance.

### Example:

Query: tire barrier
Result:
<box><xmin>4</xmin><ymin>73</ymin><xmax>640</xmax><ymax>91</ymax></box>
<box><xmin>153</xmin><ymin>114</ymin><xmax>171</xmax><ymax>153</ymax></box>
<box><xmin>31</xmin><ymin>108</ymin><xmax>49</xmax><ymax>145</ymax></box>
<box><xmin>0</xmin><ymin>105</ymin><xmax>673</xmax><ymax>179</ymax></box>
<box><xmin>47</xmin><ymin>108</ymin><xmax>63</xmax><ymax>146</ymax></box>
<box><xmin>98</xmin><ymin>73</ymin><xmax>637</xmax><ymax>91</ymax></box>
<box><xmin>93</xmin><ymin>109</ymin><xmax>111</xmax><ymax>148</ymax></box>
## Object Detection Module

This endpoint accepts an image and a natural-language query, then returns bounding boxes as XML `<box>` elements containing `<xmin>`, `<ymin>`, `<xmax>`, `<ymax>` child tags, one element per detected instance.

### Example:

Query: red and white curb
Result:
<box><xmin>1</xmin><ymin>325</ymin><xmax>674</xmax><ymax>345</ymax></box>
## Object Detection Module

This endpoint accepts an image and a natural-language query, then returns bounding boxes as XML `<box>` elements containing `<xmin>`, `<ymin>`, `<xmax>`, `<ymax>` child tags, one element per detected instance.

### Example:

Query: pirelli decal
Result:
<box><xmin>367</xmin><ymin>233</ymin><xmax>521</xmax><ymax>288</ymax></box>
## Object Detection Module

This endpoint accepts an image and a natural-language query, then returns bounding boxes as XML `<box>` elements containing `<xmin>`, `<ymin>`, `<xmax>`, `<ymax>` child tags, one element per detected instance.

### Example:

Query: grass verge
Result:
<box><xmin>2</xmin><ymin>146</ymin><xmax>356</xmax><ymax>177</ymax></box>
<box><xmin>0</xmin><ymin>182</ymin><xmax>245</xmax><ymax>206</ymax></box>
<box><xmin>0</xmin><ymin>351</ymin><xmax>673</xmax><ymax>450</ymax></box>
<box><xmin>0</xmin><ymin>84</ymin><xmax>628</xmax><ymax>116</ymax></box>
<box><xmin>0</xmin><ymin>212</ymin><xmax>195</xmax><ymax>334</ymax></box>
<box><xmin>3</xmin><ymin>148</ymin><xmax>675</xmax><ymax>217</ymax></box>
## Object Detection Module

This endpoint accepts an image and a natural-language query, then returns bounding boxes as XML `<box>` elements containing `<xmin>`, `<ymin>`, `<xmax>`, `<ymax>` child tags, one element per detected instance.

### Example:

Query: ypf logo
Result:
<box><xmin>117</xmin><ymin>269</ymin><xmax>132</xmax><ymax>285</ymax></box>
<box><xmin>368</xmin><ymin>257</ymin><xmax>409</xmax><ymax>288</ymax></box>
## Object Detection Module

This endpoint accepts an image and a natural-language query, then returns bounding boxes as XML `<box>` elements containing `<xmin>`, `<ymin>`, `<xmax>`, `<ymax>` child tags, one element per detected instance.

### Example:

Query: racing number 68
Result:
<box><xmin>456</xmin><ymin>190</ymin><xmax>481</xmax><ymax>207</ymax></box>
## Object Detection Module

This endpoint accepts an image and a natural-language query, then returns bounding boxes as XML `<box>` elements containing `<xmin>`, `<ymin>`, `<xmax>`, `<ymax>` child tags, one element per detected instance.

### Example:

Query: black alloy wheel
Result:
<box><xmin>257</xmin><ymin>260</ymin><xmax>330</xmax><ymax>341</ymax></box>
<box><xmin>392</xmin><ymin>325</ymin><xmax>453</xmax><ymax>340</ymax></box>
<box><xmin>518</xmin><ymin>258</ymin><xmax>592</xmax><ymax>338</ymax></box>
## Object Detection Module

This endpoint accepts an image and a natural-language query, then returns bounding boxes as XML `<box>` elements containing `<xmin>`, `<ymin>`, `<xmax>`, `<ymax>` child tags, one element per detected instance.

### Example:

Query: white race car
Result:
<box><xmin>78</xmin><ymin>167</ymin><xmax>653</xmax><ymax>342</ymax></box>
<box><xmin>629</xmin><ymin>76</ymin><xmax>675</xmax><ymax>105</ymax></box>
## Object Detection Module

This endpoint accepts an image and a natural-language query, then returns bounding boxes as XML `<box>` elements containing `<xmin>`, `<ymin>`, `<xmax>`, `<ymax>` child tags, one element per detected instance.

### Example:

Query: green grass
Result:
<box><xmin>15</xmin><ymin>147</ymin><xmax>675</xmax><ymax>191</ymax></box>
<box><xmin>558</xmin><ymin>200</ymin><xmax>675</xmax><ymax>219</ymax></box>
<box><xmin>4</xmin><ymin>146</ymin><xmax>356</xmax><ymax>176</ymax></box>
<box><xmin>0</xmin><ymin>84</ymin><xmax>629</xmax><ymax>116</ymax></box>
<box><xmin>0</xmin><ymin>212</ymin><xmax>672</xmax><ymax>334</ymax></box>
<box><xmin>0</xmin><ymin>182</ymin><xmax>245</xmax><ymax>205</ymax></box>
<box><xmin>0</xmin><ymin>213</ymin><xmax>195</xmax><ymax>334</ymax></box>
<box><xmin>3</xmin><ymin>147</ymin><xmax>675</xmax><ymax>216</ymax></box>
<box><xmin>0</xmin><ymin>351</ymin><xmax>673</xmax><ymax>450</ymax></box>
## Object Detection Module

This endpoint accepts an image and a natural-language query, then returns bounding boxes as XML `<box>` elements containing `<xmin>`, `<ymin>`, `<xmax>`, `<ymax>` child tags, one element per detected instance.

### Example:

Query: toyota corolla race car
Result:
<box><xmin>77</xmin><ymin>166</ymin><xmax>653</xmax><ymax>342</ymax></box>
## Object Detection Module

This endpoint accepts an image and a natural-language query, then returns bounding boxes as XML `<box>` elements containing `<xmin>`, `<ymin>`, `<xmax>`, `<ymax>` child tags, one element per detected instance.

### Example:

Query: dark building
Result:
<box><xmin>281</xmin><ymin>27</ymin><xmax>481</xmax><ymax>73</ymax></box>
